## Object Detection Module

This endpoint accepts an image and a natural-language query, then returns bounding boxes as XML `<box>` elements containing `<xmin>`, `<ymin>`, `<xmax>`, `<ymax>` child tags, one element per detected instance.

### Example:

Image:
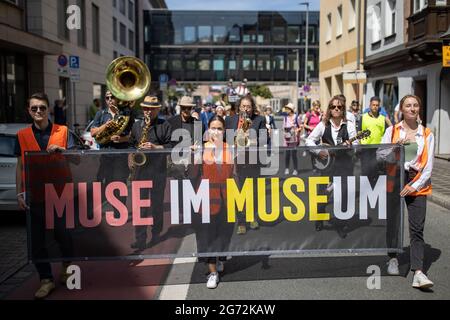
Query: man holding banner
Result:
<box><xmin>15</xmin><ymin>92</ymin><xmax>75</xmax><ymax>299</ymax></box>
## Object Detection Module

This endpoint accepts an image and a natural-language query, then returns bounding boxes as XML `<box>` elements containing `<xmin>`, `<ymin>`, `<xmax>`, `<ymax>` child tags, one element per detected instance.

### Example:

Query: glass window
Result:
<box><xmin>155</xmin><ymin>56</ymin><xmax>167</xmax><ymax>70</ymax></box>
<box><xmin>77</xmin><ymin>0</ymin><xmax>86</xmax><ymax>47</ymax></box>
<box><xmin>198</xmin><ymin>26</ymin><xmax>211</xmax><ymax>43</ymax></box>
<box><xmin>337</xmin><ymin>5</ymin><xmax>343</xmax><ymax>37</ymax></box>
<box><xmin>57</xmin><ymin>0</ymin><xmax>69</xmax><ymax>40</ymax></box>
<box><xmin>199</xmin><ymin>57</ymin><xmax>211</xmax><ymax>70</ymax></box>
<box><xmin>170</xmin><ymin>56</ymin><xmax>182</xmax><ymax>71</ymax></box>
<box><xmin>242</xmin><ymin>55</ymin><xmax>255</xmax><ymax>70</ymax></box>
<box><xmin>184</xmin><ymin>26</ymin><xmax>196</xmax><ymax>43</ymax></box>
<box><xmin>92</xmin><ymin>4</ymin><xmax>100</xmax><ymax>53</ymax></box>
<box><xmin>128</xmin><ymin>30</ymin><xmax>134</xmax><ymax>51</ymax></box>
<box><xmin>119</xmin><ymin>0</ymin><xmax>125</xmax><ymax>15</ymax></box>
<box><xmin>274</xmin><ymin>54</ymin><xmax>285</xmax><ymax>70</ymax></box>
<box><xmin>120</xmin><ymin>23</ymin><xmax>126</xmax><ymax>46</ymax></box>
<box><xmin>287</xmin><ymin>26</ymin><xmax>300</xmax><ymax>44</ymax></box>
<box><xmin>228</xmin><ymin>25</ymin><xmax>241</xmax><ymax>42</ymax></box>
<box><xmin>213</xmin><ymin>26</ymin><xmax>227</xmax><ymax>43</ymax></box>
<box><xmin>186</xmin><ymin>59</ymin><xmax>196</xmax><ymax>70</ymax></box>
<box><xmin>213</xmin><ymin>56</ymin><xmax>225</xmax><ymax>71</ymax></box>
<box><xmin>228</xmin><ymin>59</ymin><xmax>237</xmax><ymax>70</ymax></box>
<box><xmin>273</xmin><ymin>26</ymin><xmax>285</xmax><ymax>43</ymax></box>
<box><xmin>243</xmin><ymin>24</ymin><xmax>257</xmax><ymax>43</ymax></box>
<box><xmin>288</xmin><ymin>53</ymin><xmax>298</xmax><ymax>71</ymax></box>
<box><xmin>113</xmin><ymin>17</ymin><xmax>117</xmax><ymax>42</ymax></box>
<box><xmin>128</xmin><ymin>0</ymin><xmax>134</xmax><ymax>22</ymax></box>
<box><xmin>257</xmin><ymin>54</ymin><xmax>271</xmax><ymax>71</ymax></box>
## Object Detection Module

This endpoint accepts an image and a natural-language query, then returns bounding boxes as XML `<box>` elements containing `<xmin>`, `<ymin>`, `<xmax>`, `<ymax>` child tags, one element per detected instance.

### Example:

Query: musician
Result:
<box><xmin>128</xmin><ymin>96</ymin><xmax>173</xmax><ymax>250</ymax></box>
<box><xmin>305</xmin><ymin>95</ymin><xmax>358</xmax><ymax>238</ymax></box>
<box><xmin>91</xmin><ymin>90</ymin><xmax>133</xmax><ymax>184</ymax></box>
<box><xmin>225</xmin><ymin>95</ymin><xmax>267</xmax><ymax>235</ymax></box>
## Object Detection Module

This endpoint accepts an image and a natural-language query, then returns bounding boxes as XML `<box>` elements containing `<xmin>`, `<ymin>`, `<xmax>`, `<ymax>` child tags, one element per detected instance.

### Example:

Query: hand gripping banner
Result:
<box><xmin>24</xmin><ymin>144</ymin><xmax>404</xmax><ymax>263</ymax></box>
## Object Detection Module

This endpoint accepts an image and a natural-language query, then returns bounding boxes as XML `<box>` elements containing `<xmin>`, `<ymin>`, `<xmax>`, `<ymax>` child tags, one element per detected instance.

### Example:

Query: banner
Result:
<box><xmin>24</xmin><ymin>145</ymin><xmax>404</xmax><ymax>263</ymax></box>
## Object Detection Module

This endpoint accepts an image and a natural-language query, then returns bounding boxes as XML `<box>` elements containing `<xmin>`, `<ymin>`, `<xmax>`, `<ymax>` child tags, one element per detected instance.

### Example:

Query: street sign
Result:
<box><xmin>58</xmin><ymin>55</ymin><xmax>68</xmax><ymax>67</ymax></box>
<box><xmin>159</xmin><ymin>73</ymin><xmax>169</xmax><ymax>83</ymax></box>
<box><xmin>443</xmin><ymin>41</ymin><xmax>450</xmax><ymax>68</ymax></box>
<box><xmin>69</xmin><ymin>56</ymin><xmax>80</xmax><ymax>69</ymax></box>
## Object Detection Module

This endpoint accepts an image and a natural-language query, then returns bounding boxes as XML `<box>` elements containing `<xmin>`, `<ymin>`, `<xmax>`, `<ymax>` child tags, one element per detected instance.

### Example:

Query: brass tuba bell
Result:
<box><xmin>95</xmin><ymin>56</ymin><xmax>151</xmax><ymax>145</ymax></box>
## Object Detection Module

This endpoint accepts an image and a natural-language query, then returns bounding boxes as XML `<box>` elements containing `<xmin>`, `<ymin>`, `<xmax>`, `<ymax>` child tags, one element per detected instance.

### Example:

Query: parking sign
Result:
<box><xmin>69</xmin><ymin>56</ymin><xmax>80</xmax><ymax>69</ymax></box>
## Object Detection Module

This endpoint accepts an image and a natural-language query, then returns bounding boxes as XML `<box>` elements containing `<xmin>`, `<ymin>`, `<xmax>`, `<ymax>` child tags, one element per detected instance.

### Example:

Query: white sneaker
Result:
<box><xmin>284</xmin><ymin>168</ymin><xmax>289</xmax><ymax>175</ymax></box>
<box><xmin>292</xmin><ymin>169</ymin><xmax>298</xmax><ymax>175</ymax></box>
<box><xmin>412</xmin><ymin>272</ymin><xmax>434</xmax><ymax>289</ymax></box>
<box><xmin>207</xmin><ymin>272</ymin><xmax>219</xmax><ymax>289</ymax></box>
<box><xmin>216</xmin><ymin>260</ymin><xmax>224</xmax><ymax>273</ymax></box>
<box><xmin>387</xmin><ymin>258</ymin><xmax>400</xmax><ymax>275</ymax></box>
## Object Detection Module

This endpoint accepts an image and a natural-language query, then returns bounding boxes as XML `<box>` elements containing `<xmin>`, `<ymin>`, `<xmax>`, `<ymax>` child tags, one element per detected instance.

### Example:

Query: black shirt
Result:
<box><xmin>92</xmin><ymin>108</ymin><xmax>133</xmax><ymax>149</ymax></box>
<box><xmin>14</xmin><ymin>122</ymin><xmax>75</xmax><ymax>156</ymax></box>
<box><xmin>129</xmin><ymin>117</ymin><xmax>172</xmax><ymax>149</ymax></box>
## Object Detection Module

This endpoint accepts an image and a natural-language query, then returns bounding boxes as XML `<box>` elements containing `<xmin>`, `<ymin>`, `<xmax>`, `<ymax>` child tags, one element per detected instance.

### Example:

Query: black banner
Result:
<box><xmin>24</xmin><ymin>144</ymin><xmax>404</xmax><ymax>262</ymax></box>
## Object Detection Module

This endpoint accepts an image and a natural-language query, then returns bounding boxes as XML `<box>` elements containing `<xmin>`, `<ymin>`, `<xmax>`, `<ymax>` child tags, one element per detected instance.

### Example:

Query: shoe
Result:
<box><xmin>315</xmin><ymin>221</ymin><xmax>323</xmax><ymax>231</ymax></box>
<box><xmin>131</xmin><ymin>240</ymin><xmax>147</xmax><ymax>250</ymax></box>
<box><xmin>237</xmin><ymin>225</ymin><xmax>246</xmax><ymax>235</ymax></box>
<box><xmin>387</xmin><ymin>258</ymin><xmax>400</xmax><ymax>275</ymax></box>
<box><xmin>206</xmin><ymin>272</ymin><xmax>219</xmax><ymax>289</ymax></box>
<box><xmin>216</xmin><ymin>260</ymin><xmax>224</xmax><ymax>273</ymax></box>
<box><xmin>249</xmin><ymin>221</ymin><xmax>259</xmax><ymax>230</ymax></box>
<box><xmin>292</xmin><ymin>169</ymin><xmax>298</xmax><ymax>175</ymax></box>
<box><xmin>284</xmin><ymin>168</ymin><xmax>289</xmax><ymax>175</ymax></box>
<box><xmin>34</xmin><ymin>279</ymin><xmax>55</xmax><ymax>300</ymax></box>
<box><xmin>412</xmin><ymin>272</ymin><xmax>434</xmax><ymax>289</ymax></box>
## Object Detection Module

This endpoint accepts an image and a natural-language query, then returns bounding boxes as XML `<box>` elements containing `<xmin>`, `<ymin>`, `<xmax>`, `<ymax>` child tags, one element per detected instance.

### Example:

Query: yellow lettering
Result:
<box><xmin>257</xmin><ymin>178</ymin><xmax>280</xmax><ymax>222</ymax></box>
<box><xmin>309</xmin><ymin>177</ymin><xmax>330</xmax><ymax>221</ymax></box>
<box><xmin>226</xmin><ymin>178</ymin><xmax>254</xmax><ymax>223</ymax></box>
<box><xmin>283</xmin><ymin>178</ymin><xmax>306</xmax><ymax>222</ymax></box>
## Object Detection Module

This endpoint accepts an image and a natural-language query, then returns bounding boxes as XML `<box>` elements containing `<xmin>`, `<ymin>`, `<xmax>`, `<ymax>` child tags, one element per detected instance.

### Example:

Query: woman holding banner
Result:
<box><xmin>381</xmin><ymin>95</ymin><xmax>434</xmax><ymax>289</ymax></box>
<box><xmin>306</xmin><ymin>95</ymin><xmax>357</xmax><ymax>238</ymax></box>
<box><xmin>196</xmin><ymin>116</ymin><xmax>235</xmax><ymax>289</ymax></box>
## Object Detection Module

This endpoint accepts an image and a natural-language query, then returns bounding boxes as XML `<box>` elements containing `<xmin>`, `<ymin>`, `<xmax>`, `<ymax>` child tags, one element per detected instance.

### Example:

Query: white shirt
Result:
<box><xmin>378</xmin><ymin>122</ymin><xmax>434</xmax><ymax>191</ymax></box>
<box><xmin>306</xmin><ymin>120</ymin><xmax>358</xmax><ymax>147</ymax></box>
<box><xmin>346</xmin><ymin>112</ymin><xmax>356</xmax><ymax>125</ymax></box>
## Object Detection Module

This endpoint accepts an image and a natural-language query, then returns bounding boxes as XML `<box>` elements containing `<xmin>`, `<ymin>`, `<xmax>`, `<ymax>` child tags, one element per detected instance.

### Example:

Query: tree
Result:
<box><xmin>248</xmin><ymin>85</ymin><xmax>273</xmax><ymax>99</ymax></box>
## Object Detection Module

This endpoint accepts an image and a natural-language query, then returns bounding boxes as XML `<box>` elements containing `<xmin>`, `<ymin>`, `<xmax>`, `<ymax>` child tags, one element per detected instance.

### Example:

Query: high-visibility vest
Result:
<box><xmin>386</xmin><ymin>123</ymin><xmax>432</xmax><ymax>196</ymax></box>
<box><xmin>201</xmin><ymin>142</ymin><xmax>234</xmax><ymax>215</ymax></box>
<box><xmin>17</xmin><ymin>124</ymin><xmax>69</xmax><ymax>196</ymax></box>
<box><xmin>361</xmin><ymin>113</ymin><xmax>386</xmax><ymax>145</ymax></box>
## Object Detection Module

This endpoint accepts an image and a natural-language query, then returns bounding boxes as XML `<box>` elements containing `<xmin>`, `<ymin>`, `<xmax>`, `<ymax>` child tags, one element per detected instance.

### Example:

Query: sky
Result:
<box><xmin>165</xmin><ymin>0</ymin><xmax>320</xmax><ymax>11</ymax></box>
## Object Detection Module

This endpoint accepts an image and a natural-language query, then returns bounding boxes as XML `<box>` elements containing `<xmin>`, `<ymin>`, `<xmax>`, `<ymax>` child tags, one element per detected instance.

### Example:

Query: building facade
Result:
<box><xmin>0</xmin><ymin>0</ymin><xmax>166</xmax><ymax>126</ymax></box>
<box><xmin>319</xmin><ymin>0</ymin><xmax>366</xmax><ymax>108</ymax></box>
<box><xmin>364</xmin><ymin>0</ymin><xmax>450</xmax><ymax>154</ymax></box>
<box><xmin>143</xmin><ymin>10</ymin><xmax>320</xmax><ymax>112</ymax></box>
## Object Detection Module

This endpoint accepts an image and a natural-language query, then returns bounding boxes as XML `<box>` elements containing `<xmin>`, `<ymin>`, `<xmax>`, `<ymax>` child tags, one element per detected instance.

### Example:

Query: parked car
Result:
<box><xmin>0</xmin><ymin>123</ymin><xmax>86</xmax><ymax>211</ymax></box>
<box><xmin>81</xmin><ymin>120</ymin><xmax>99</xmax><ymax>150</ymax></box>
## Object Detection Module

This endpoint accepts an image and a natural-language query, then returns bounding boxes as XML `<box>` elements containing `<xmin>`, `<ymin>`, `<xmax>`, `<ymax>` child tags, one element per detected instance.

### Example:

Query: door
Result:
<box><xmin>414</xmin><ymin>79</ymin><xmax>427</xmax><ymax>125</ymax></box>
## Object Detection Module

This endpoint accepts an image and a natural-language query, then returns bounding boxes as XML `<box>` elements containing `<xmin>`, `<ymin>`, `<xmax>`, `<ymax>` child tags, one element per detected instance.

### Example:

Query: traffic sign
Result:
<box><xmin>58</xmin><ymin>55</ymin><xmax>68</xmax><ymax>67</ymax></box>
<box><xmin>444</xmin><ymin>41</ymin><xmax>450</xmax><ymax>68</ymax></box>
<box><xmin>69</xmin><ymin>56</ymin><xmax>80</xmax><ymax>69</ymax></box>
<box><xmin>159</xmin><ymin>74</ymin><xmax>169</xmax><ymax>83</ymax></box>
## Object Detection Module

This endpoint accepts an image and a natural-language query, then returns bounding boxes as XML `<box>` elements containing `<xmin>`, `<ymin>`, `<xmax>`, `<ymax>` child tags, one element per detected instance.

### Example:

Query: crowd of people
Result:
<box><xmin>16</xmin><ymin>86</ymin><xmax>435</xmax><ymax>297</ymax></box>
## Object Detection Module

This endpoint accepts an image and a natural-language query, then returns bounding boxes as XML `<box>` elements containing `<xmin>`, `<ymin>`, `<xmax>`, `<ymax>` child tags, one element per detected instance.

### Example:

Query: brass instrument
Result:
<box><xmin>95</xmin><ymin>56</ymin><xmax>151</xmax><ymax>145</ymax></box>
<box><xmin>128</xmin><ymin>114</ymin><xmax>152</xmax><ymax>182</ymax></box>
<box><xmin>235</xmin><ymin>112</ymin><xmax>252</xmax><ymax>147</ymax></box>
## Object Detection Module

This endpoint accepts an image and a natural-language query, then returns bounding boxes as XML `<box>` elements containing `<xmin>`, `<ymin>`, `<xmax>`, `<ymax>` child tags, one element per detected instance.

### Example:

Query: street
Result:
<box><xmin>1</xmin><ymin>200</ymin><xmax>449</xmax><ymax>300</ymax></box>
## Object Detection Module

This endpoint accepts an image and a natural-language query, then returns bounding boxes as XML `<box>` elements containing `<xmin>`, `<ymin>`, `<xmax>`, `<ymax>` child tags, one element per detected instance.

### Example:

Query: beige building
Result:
<box><xmin>319</xmin><ymin>0</ymin><xmax>366</xmax><ymax>108</ymax></box>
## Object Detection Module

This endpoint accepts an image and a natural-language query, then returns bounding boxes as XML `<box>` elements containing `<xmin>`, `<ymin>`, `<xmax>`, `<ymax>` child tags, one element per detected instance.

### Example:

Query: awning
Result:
<box><xmin>0</xmin><ymin>23</ymin><xmax>62</xmax><ymax>55</ymax></box>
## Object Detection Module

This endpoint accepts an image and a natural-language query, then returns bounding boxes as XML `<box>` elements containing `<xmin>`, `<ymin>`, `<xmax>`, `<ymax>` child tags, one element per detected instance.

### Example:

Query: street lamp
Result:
<box><xmin>299</xmin><ymin>2</ymin><xmax>309</xmax><ymax>113</ymax></box>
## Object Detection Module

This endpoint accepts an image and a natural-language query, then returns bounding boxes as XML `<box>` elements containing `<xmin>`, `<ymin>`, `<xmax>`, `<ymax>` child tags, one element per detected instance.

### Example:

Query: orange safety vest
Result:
<box><xmin>201</xmin><ymin>142</ymin><xmax>234</xmax><ymax>215</ymax></box>
<box><xmin>386</xmin><ymin>123</ymin><xmax>432</xmax><ymax>196</ymax></box>
<box><xmin>17</xmin><ymin>124</ymin><xmax>69</xmax><ymax>195</ymax></box>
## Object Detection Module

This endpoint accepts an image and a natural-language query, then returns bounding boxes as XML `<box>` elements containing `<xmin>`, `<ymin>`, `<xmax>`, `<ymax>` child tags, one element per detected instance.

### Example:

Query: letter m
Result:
<box><xmin>45</xmin><ymin>183</ymin><xmax>75</xmax><ymax>229</ymax></box>
<box><xmin>226</xmin><ymin>178</ymin><xmax>254</xmax><ymax>223</ymax></box>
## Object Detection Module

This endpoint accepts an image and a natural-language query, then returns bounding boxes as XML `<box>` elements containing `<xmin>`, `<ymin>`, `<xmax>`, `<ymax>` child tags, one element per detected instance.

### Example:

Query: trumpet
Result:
<box><xmin>235</xmin><ymin>112</ymin><xmax>252</xmax><ymax>148</ymax></box>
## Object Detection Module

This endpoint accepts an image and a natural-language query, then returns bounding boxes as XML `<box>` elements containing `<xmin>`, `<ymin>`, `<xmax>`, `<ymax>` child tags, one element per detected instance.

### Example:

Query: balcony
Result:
<box><xmin>407</xmin><ymin>0</ymin><xmax>450</xmax><ymax>44</ymax></box>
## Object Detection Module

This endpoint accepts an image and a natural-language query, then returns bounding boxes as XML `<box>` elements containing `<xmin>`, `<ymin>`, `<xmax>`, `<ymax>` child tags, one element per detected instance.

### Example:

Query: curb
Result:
<box><xmin>429</xmin><ymin>191</ymin><xmax>450</xmax><ymax>210</ymax></box>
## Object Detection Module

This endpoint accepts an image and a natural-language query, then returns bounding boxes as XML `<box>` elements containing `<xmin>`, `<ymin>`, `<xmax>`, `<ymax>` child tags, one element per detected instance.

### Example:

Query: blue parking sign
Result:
<box><xmin>69</xmin><ymin>56</ymin><xmax>80</xmax><ymax>69</ymax></box>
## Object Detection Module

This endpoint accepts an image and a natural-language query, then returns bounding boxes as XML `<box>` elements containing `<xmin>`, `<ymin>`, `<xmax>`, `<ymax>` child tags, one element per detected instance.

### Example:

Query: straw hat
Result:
<box><xmin>284</xmin><ymin>102</ymin><xmax>295</xmax><ymax>112</ymax></box>
<box><xmin>179</xmin><ymin>96</ymin><xmax>196</xmax><ymax>107</ymax></box>
<box><xmin>140</xmin><ymin>96</ymin><xmax>161</xmax><ymax>108</ymax></box>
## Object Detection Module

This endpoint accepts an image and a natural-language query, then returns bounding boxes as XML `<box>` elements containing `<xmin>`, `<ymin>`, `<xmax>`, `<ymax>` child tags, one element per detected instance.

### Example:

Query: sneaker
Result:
<box><xmin>206</xmin><ymin>272</ymin><xmax>219</xmax><ymax>289</ymax></box>
<box><xmin>284</xmin><ymin>168</ymin><xmax>289</xmax><ymax>175</ymax></box>
<box><xmin>387</xmin><ymin>258</ymin><xmax>400</xmax><ymax>275</ymax></box>
<box><xmin>237</xmin><ymin>225</ymin><xmax>246</xmax><ymax>235</ymax></box>
<box><xmin>216</xmin><ymin>260</ymin><xmax>224</xmax><ymax>273</ymax></box>
<box><xmin>292</xmin><ymin>169</ymin><xmax>298</xmax><ymax>175</ymax></box>
<box><xmin>412</xmin><ymin>272</ymin><xmax>434</xmax><ymax>289</ymax></box>
<box><xmin>34</xmin><ymin>279</ymin><xmax>55</xmax><ymax>300</ymax></box>
<box><xmin>249</xmin><ymin>221</ymin><xmax>259</xmax><ymax>230</ymax></box>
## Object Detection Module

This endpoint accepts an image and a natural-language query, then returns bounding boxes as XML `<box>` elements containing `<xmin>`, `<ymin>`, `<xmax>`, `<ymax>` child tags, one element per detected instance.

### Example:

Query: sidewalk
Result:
<box><xmin>429</xmin><ymin>157</ymin><xmax>450</xmax><ymax>210</ymax></box>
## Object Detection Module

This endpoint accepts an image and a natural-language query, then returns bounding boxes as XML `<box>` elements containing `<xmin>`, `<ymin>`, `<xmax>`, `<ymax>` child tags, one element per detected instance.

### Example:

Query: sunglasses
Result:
<box><xmin>30</xmin><ymin>105</ymin><xmax>48</xmax><ymax>112</ymax></box>
<box><xmin>142</xmin><ymin>107</ymin><xmax>158</xmax><ymax>111</ymax></box>
<box><xmin>105</xmin><ymin>96</ymin><xmax>114</xmax><ymax>101</ymax></box>
<box><xmin>330</xmin><ymin>105</ymin><xmax>343</xmax><ymax>110</ymax></box>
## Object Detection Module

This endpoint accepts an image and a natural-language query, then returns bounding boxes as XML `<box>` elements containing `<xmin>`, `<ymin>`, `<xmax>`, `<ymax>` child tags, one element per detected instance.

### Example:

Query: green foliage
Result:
<box><xmin>248</xmin><ymin>85</ymin><xmax>273</xmax><ymax>99</ymax></box>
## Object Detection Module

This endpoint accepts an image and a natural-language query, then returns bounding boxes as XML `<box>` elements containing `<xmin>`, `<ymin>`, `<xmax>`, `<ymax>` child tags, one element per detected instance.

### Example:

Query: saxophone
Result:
<box><xmin>235</xmin><ymin>112</ymin><xmax>252</xmax><ymax>147</ymax></box>
<box><xmin>128</xmin><ymin>115</ymin><xmax>151</xmax><ymax>182</ymax></box>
